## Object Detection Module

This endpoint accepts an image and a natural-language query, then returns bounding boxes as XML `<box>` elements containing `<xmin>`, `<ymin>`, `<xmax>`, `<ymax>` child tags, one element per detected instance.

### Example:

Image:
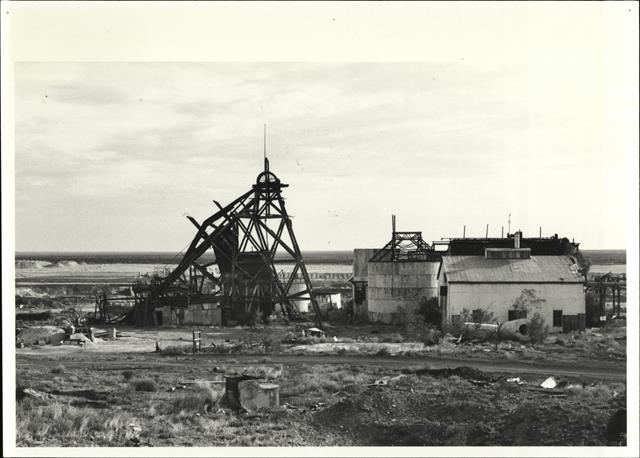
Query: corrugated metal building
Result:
<box><xmin>438</xmin><ymin>247</ymin><xmax>586</xmax><ymax>332</ymax></box>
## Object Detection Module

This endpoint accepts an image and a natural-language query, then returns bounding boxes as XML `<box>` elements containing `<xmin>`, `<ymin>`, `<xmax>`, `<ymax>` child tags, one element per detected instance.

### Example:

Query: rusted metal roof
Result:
<box><xmin>441</xmin><ymin>255</ymin><xmax>584</xmax><ymax>283</ymax></box>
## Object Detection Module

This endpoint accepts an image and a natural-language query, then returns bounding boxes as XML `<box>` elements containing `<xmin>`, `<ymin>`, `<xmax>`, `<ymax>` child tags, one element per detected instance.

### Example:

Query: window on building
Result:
<box><xmin>508</xmin><ymin>309</ymin><xmax>527</xmax><ymax>320</ymax></box>
<box><xmin>440</xmin><ymin>285</ymin><xmax>448</xmax><ymax>296</ymax></box>
<box><xmin>553</xmin><ymin>310</ymin><xmax>563</xmax><ymax>327</ymax></box>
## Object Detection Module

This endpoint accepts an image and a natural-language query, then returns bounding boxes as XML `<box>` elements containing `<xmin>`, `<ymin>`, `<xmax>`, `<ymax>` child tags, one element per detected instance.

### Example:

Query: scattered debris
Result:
<box><xmin>18</xmin><ymin>387</ymin><xmax>55</xmax><ymax>402</ymax></box>
<box><xmin>540</xmin><ymin>377</ymin><xmax>557</xmax><ymax>389</ymax></box>
<box><xmin>506</xmin><ymin>377</ymin><xmax>524</xmax><ymax>385</ymax></box>
<box><xmin>68</xmin><ymin>332</ymin><xmax>93</xmax><ymax>345</ymax></box>
<box><xmin>461</xmin><ymin>322</ymin><xmax>498</xmax><ymax>342</ymax></box>
<box><xmin>305</xmin><ymin>327</ymin><xmax>325</xmax><ymax>338</ymax></box>
<box><xmin>16</xmin><ymin>326</ymin><xmax>66</xmax><ymax>347</ymax></box>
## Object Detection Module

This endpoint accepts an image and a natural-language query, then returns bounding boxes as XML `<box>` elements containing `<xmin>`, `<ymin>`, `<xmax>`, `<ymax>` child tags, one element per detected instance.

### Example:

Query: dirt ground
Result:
<box><xmin>13</xmin><ymin>307</ymin><xmax>628</xmax><ymax>447</ymax></box>
<box><xmin>15</xmin><ymin>350</ymin><xmax>626</xmax><ymax>447</ymax></box>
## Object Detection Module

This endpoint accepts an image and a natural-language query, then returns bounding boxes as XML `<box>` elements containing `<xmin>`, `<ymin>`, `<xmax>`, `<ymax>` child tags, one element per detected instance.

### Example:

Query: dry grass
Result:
<box><xmin>279</xmin><ymin>365</ymin><xmax>377</xmax><ymax>401</ymax></box>
<box><xmin>16</xmin><ymin>397</ymin><xmax>140</xmax><ymax>446</ymax></box>
<box><xmin>159</xmin><ymin>344</ymin><xmax>192</xmax><ymax>356</ymax></box>
<box><xmin>170</xmin><ymin>381</ymin><xmax>223</xmax><ymax>414</ymax></box>
<box><xmin>15</xmin><ymin>350</ymin><xmax>626</xmax><ymax>447</ymax></box>
<box><xmin>240</xmin><ymin>365</ymin><xmax>284</xmax><ymax>380</ymax></box>
<box><xmin>132</xmin><ymin>379</ymin><xmax>158</xmax><ymax>392</ymax></box>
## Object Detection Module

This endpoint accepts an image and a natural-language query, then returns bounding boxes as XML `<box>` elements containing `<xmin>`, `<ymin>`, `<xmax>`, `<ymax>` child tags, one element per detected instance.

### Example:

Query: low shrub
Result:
<box><xmin>418</xmin><ymin>297</ymin><xmax>442</xmax><ymax>328</ymax></box>
<box><xmin>375</xmin><ymin>347</ymin><xmax>390</xmax><ymax>356</ymax></box>
<box><xmin>261</xmin><ymin>335</ymin><xmax>283</xmax><ymax>353</ymax></box>
<box><xmin>529</xmin><ymin>312</ymin><xmax>549</xmax><ymax>344</ymax></box>
<box><xmin>51</xmin><ymin>365</ymin><xmax>65</xmax><ymax>375</ymax></box>
<box><xmin>132</xmin><ymin>379</ymin><xmax>158</xmax><ymax>392</ymax></box>
<box><xmin>284</xmin><ymin>335</ymin><xmax>328</xmax><ymax>345</ymax></box>
<box><xmin>121</xmin><ymin>370</ymin><xmax>134</xmax><ymax>381</ymax></box>
<box><xmin>422</xmin><ymin>326</ymin><xmax>442</xmax><ymax>346</ymax></box>
<box><xmin>381</xmin><ymin>333</ymin><xmax>405</xmax><ymax>343</ymax></box>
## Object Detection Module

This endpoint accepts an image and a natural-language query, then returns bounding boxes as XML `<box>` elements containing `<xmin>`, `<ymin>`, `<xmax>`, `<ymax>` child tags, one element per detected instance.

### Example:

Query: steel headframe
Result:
<box><xmin>133</xmin><ymin>157</ymin><xmax>323</xmax><ymax>327</ymax></box>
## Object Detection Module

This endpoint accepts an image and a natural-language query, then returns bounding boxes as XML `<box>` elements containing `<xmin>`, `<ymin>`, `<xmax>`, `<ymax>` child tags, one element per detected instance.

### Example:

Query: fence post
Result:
<box><xmin>192</xmin><ymin>330</ymin><xmax>201</xmax><ymax>354</ymax></box>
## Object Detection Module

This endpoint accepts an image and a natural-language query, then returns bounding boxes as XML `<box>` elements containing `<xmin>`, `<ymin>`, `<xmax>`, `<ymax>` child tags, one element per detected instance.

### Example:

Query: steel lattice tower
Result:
<box><xmin>132</xmin><ymin>157</ymin><xmax>322</xmax><ymax>326</ymax></box>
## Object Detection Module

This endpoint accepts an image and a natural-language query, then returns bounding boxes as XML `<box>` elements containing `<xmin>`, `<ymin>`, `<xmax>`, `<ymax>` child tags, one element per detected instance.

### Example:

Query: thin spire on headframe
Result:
<box><xmin>263</xmin><ymin>123</ymin><xmax>269</xmax><ymax>172</ymax></box>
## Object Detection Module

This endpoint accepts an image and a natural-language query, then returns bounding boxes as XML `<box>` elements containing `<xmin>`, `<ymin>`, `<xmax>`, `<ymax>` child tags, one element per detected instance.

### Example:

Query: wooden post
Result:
<box><xmin>192</xmin><ymin>330</ymin><xmax>201</xmax><ymax>354</ymax></box>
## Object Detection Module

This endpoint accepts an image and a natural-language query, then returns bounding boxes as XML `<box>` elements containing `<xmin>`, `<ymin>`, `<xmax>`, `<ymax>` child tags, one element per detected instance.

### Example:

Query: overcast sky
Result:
<box><xmin>13</xmin><ymin>10</ymin><xmax>635</xmax><ymax>252</ymax></box>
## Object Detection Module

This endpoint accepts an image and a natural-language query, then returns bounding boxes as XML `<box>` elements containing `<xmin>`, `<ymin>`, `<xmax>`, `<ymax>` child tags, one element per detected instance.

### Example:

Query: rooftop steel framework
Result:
<box><xmin>369</xmin><ymin>215</ymin><xmax>440</xmax><ymax>262</ymax></box>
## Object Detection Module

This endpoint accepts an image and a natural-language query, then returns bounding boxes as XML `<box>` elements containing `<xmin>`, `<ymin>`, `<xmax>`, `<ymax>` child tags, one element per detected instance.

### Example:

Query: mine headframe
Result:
<box><xmin>369</xmin><ymin>214</ymin><xmax>440</xmax><ymax>262</ymax></box>
<box><xmin>131</xmin><ymin>158</ymin><xmax>323</xmax><ymax>327</ymax></box>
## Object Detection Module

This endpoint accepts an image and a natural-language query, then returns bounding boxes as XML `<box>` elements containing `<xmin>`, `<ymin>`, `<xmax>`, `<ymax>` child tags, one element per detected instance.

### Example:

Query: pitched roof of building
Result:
<box><xmin>441</xmin><ymin>255</ymin><xmax>584</xmax><ymax>283</ymax></box>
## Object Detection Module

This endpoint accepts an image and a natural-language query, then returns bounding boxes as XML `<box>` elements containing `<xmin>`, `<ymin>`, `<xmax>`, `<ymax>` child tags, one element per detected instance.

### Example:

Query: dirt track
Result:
<box><xmin>16</xmin><ymin>352</ymin><xmax>626</xmax><ymax>381</ymax></box>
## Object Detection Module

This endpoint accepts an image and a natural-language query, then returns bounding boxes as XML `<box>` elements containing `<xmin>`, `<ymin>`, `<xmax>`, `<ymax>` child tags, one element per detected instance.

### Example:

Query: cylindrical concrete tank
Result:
<box><xmin>367</xmin><ymin>261</ymin><xmax>440</xmax><ymax>323</ymax></box>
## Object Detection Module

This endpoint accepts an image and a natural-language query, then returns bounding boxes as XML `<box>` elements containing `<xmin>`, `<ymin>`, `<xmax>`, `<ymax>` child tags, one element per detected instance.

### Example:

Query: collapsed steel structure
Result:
<box><xmin>128</xmin><ymin>157</ymin><xmax>322</xmax><ymax>326</ymax></box>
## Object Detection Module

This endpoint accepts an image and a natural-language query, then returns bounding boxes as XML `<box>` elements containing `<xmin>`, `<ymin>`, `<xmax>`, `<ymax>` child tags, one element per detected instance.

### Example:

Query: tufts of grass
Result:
<box><xmin>279</xmin><ymin>365</ymin><xmax>375</xmax><ymax>399</ymax></box>
<box><xmin>284</xmin><ymin>334</ymin><xmax>328</xmax><ymax>345</ymax></box>
<box><xmin>16</xmin><ymin>397</ymin><xmax>140</xmax><ymax>446</ymax></box>
<box><xmin>132</xmin><ymin>379</ymin><xmax>158</xmax><ymax>392</ymax></box>
<box><xmin>159</xmin><ymin>344</ymin><xmax>191</xmax><ymax>356</ymax></box>
<box><xmin>381</xmin><ymin>333</ymin><xmax>405</xmax><ymax>343</ymax></box>
<box><xmin>170</xmin><ymin>381</ymin><xmax>222</xmax><ymax>414</ymax></box>
<box><xmin>261</xmin><ymin>335</ymin><xmax>283</xmax><ymax>353</ymax></box>
<box><xmin>569</xmin><ymin>383</ymin><xmax>625</xmax><ymax>400</ymax></box>
<box><xmin>51</xmin><ymin>365</ymin><xmax>65</xmax><ymax>375</ymax></box>
<box><xmin>241</xmin><ymin>364</ymin><xmax>284</xmax><ymax>380</ymax></box>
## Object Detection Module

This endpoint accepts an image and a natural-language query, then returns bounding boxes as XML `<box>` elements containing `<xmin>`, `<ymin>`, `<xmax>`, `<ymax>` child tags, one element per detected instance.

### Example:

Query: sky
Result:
<box><xmin>11</xmin><ymin>7</ymin><xmax>637</xmax><ymax>252</ymax></box>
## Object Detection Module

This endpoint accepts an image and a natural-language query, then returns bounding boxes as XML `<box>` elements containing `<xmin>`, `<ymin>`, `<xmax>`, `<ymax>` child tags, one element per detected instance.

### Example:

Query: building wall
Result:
<box><xmin>367</xmin><ymin>261</ymin><xmax>440</xmax><ymax>323</ymax></box>
<box><xmin>352</xmin><ymin>248</ymin><xmax>377</xmax><ymax>317</ymax></box>
<box><xmin>445</xmin><ymin>282</ymin><xmax>585</xmax><ymax>331</ymax></box>
<box><xmin>158</xmin><ymin>303</ymin><xmax>222</xmax><ymax>326</ymax></box>
<box><xmin>353</xmin><ymin>248</ymin><xmax>378</xmax><ymax>281</ymax></box>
